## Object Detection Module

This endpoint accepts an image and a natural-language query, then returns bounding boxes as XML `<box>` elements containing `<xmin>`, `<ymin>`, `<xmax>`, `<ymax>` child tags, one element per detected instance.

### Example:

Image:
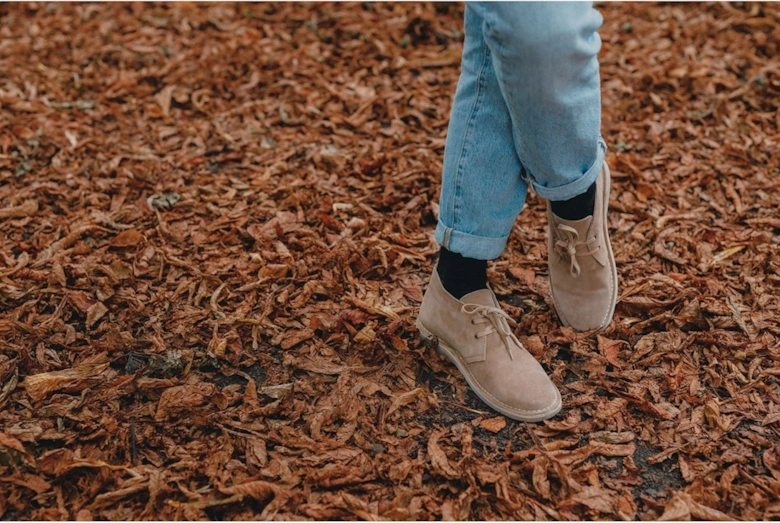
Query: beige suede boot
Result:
<box><xmin>416</xmin><ymin>270</ymin><xmax>562</xmax><ymax>422</ymax></box>
<box><xmin>547</xmin><ymin>162</ymin><xmax>618</xmax><ymax>332</ymax></box>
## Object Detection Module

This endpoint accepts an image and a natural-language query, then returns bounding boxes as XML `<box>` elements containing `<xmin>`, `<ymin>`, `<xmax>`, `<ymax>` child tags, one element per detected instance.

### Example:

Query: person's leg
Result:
<box><xmin>468</xmin><ymin>2</ymin><xmax>606</xmax><ymax>202</ymax></box>
<box><xmin>434</xmin><ymin>6</ymin><xmax>529</xmax><ymax>299</ymax></box>
<box><xmin>471</xmin><ymin>2</ymin><xmax>617</xmax><ymax>331</ymax></box>
<box><xmin>420</xmin><ymin>6</ymin><xmax>561</xmax><ymax>423</ymax></box>
<box><xmin>435</xmin><ymin>6</ymin><xmax>529</xmax><ymax>264</ymax></box>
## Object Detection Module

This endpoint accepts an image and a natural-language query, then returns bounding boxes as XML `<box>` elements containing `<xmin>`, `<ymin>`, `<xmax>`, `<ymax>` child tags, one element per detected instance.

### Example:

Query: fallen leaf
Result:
<box><xmin>6</xmin><ymin>473</ymin><xmax>51</xmax><ymax>494</ymax></box>
<box><xmin>245</xmin><ymin>438</ymin><xmax>268</xmax><ymax>468</ymax></box>
<box><xmin>111</xmin><ymin>229</ymin><xmax>144</xmax><ymax>247</ymax></box>
<box><xmin>219</xmin><ymin>480</ymin><xmax>292</xmax><ymax>518</ymax></box>
<box><xmin>86</xmin><ymin>301</ymin><xmax>109</xmax><ymax>328</ymax></box>
<box><xmin>597</xmin><ymin>335</ymin><xmax>624</xmax><ymax>368</ymax></box>
<box><xmin>478</xmin><ymin>417</ymin><xmax>506</xmax><ymax>433</ymax></box>
<box><xmin>508</xmin><ymin>266</ymin><xmax>535</xmax><ymax>286</ymax></box>
<box><xmin>680</xmin><ymin>493</ymin><xmax>732</xmax><ymax>521</ymax></box>
<box><xmin>386</xmin><ymin>387</ymin><xmax>426</xmax><ymax>418</ymax></box>
<box><xmin>37</xmin><ymin>447</ymin><xmax>127</xmax><ymax>475</ymax></box>
<box><xmin>761</xmin><ymin>411</ymin><xmax>780</xmax><ymax>427</ymax></box>
<box><xmin>155</xmin><ymin>85</ymin><xmax>176</xmax><ymax>117</ymax></box>
<box><xmin>0</xmin><ymin>368</ymin><xmax>19</xmax><ymax>408</ymax></box>
<box><xmin>0</xmin><ymin>432</ymin><xmax>28</xmax><ymax>455</ymax></box>
<box><xmin>428</xmin><ymin>430</ymin><xmax>459</xmax><ymax>479</ymax></box>
<box><xmin>67</xmin><ymin>290</ymin><xmax>96</xmax><ymax>313</ymax></box>
<box><xmin>532</xmin><ymin>455</ymin><xmax>551</xmax><ymax>499</ymax></box>
<box><xmin>543</xmin><ymin>409</ymin><xmax>581</xmax><ymax>432</ymax></box>
<box><xmin>260</xmin><ymin>264</ymin><xmax>290</xmax><ymax>279</ymax></box>
<box><xmin>0</xmin><ymin>432</ymin><xmax>35</xmax><ymax>467</ymax></box>
<box><xmin>260</xmin><ymin>382</ymin><xmax>293</xmax><ymax>399</ymax></box>
<box><xmin>710</xmin><ymin>245</ymin><xmax>746</xmax><ymax>266</ymax></box>
<box><xmin>571</xmin><ymin>485</ymin><xmax>617</xmax><ymax>514</ymax></box>
<box><xmin>589</xmin><ymin>431</ymin><xmax>635</xmax><ymax>444</ymax></box>
<box><xmin>22</xmin><ymin>355</ymin><xmax>110</xmax><ymax>401</ymax></box>
<box><xmin>354</xmin><ymin>325</ymin><xmax>376</xmax><ymax>343</ymax></box>
<box><xmin>280</xmin><ymin>329</ymin><xmax>314</xmax><ymax>350</ymax></box>
<box><xmin>658</xmin><ymin>493</ymin><xmax>690</xmax><ymax>521</ymax></box>
<box><xmin>0</xmin><ymin>200</ymin><xmax>38</xmax><ymax>219</ymax></box>
<box><xmin>155</xmin><ymin>382</ymin><xmax>217</xmax><ymax>421</ymax></box>
<box><xmin>763</xmin><ymin>448</ymin><xmax>780</xmax><ymax>481</ymax></box>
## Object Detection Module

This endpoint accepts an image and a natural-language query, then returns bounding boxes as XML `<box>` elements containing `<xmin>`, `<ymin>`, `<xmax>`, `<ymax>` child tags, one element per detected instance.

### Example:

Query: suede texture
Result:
<box><xmin>548</xmin><ymin>162</ymin><xmax>618</xmax><ymax>331</ymax></box>
<box><xmin>418</xmin><ymin>270</ymin><xmax>561</xmax><ymax>421</ymax></box>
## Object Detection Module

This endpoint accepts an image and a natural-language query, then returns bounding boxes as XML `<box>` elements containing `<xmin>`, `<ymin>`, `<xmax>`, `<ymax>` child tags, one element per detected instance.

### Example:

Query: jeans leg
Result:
<box><xmin>435</xmin><ymin>6</ymin><xmax>529</xmax><ymax>261</ymax></box>
<box><xmin>469</xmin><ymin>2</ymin><xmax>606</xmax><ymax>202</ymax></box>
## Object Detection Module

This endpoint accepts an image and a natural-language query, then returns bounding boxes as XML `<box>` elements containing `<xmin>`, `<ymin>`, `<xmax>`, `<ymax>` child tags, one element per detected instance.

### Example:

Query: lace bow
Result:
<box><xmin>554</xmin><ymin>224</ymin><xmax>599</xmax><ymax>277</ymax></box>
<box><xmin>461</xmin><ymin>303</ymin><xmax>520</xmax><ymax>360</ymax></box>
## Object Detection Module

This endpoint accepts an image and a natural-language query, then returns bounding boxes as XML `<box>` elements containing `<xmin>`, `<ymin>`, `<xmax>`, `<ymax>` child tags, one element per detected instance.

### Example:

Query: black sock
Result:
<box><xmin>436</xmin><ymin>247</ymin><xmax>487</xmax><ymax>299</ymax></box>
<box><xmin>550</xmin><ymin>181</ymin><xmax>597</xmax><ymax>221</ymax></box>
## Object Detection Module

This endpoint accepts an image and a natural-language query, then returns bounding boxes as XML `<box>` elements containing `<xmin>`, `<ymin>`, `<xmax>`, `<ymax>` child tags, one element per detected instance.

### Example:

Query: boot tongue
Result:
<box><xmin>460</xmin><ymin>288</ymin><xmax>498</xmax><ymax>308</ymax></box>
<box><xmin>554</xmin><ymin>214</ymin><xmax>594</xmax><ymax>239</ymax></box>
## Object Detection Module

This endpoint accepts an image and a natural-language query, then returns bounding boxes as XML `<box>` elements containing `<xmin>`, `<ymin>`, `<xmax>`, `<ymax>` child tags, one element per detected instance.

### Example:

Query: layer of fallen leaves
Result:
<box><xmin>2</xmin><ymin>2</ymin><xmax>780</xmax><ymax>520</ymax></box>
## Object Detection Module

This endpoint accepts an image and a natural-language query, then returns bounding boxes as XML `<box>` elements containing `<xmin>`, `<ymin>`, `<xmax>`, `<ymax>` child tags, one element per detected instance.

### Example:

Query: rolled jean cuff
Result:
<box><xmin>435</xmin><ymin>220</ymin><xmax>509</xmax><ymax>260</ymax></box>
<box><xmin>532</xmin><ymin>140</ymin><xmax>607</xmax><ymax>202</ymax></box>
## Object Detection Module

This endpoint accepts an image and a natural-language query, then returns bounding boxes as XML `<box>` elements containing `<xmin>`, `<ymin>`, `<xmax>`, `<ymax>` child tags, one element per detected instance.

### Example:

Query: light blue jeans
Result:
<box><xmin>435</xmin><ymin>2</ymin><xmax>606</xmax><ymax>260</ymax></box>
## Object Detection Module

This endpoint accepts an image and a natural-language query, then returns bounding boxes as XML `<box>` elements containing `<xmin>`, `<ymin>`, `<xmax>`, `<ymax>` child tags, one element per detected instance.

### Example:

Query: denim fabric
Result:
<box><xmin>436</xmin><ymin>2</ymin><xmax>607</xmax><ymax>260</ymax></box>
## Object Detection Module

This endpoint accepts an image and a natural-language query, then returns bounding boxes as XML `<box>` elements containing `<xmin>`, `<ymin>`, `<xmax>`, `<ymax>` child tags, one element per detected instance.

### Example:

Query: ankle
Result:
<box><xmin>436</xmin><ymin>248</ymin><xmax>488</xmax><ymax>299</ymax></box>
<box><xmin>550</xmin><ymin>181</ymin><xmax>596</xmax><ymax>221</ymax></box>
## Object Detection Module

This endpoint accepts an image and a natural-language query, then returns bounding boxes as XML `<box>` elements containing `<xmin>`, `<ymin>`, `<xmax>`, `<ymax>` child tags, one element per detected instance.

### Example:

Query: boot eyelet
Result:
<box><xmin>473</xmin><ymin>334</ymin><xmax>478</xmax><ymax>339</ymax></box>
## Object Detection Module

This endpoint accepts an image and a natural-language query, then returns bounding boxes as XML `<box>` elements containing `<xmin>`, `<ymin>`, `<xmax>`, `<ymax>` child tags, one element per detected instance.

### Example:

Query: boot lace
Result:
<box><xmin>554</xmin><ymin>224</ymin><xmax>599</xmax><ymax>278</ymax></box>
<box><xmin>461</xmin><ymin>303</ymin><xmax>520</xmax><ymax>360</ymax></box>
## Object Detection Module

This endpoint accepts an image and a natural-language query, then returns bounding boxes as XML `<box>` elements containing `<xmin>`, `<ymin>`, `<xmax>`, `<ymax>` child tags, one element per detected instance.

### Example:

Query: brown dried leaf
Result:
<box><xmin>0</xmin><ymin>368</ymin><xmax>19</xmax><ymax>408</ymax></box>
<box><xmin>280</xmin><ymin>329</ymin><xmax>314</xmax><ymax>350</ymax></box>
<box><xmin>0</xmin><ymin>200</ymin><xmax>38</xmax><ymax>219</ymax></box>
<box><xmin>703</xmin><ymin>401</ymin><xmax>729</xmax><ymax>430</ymax></box>
<box><xmin>154</xmin><ymin>382</ymin><xmax>217</xmax><ymax>421</ymax></box>
<box><xmin>67</xmin><ymin>290</ymin><xmax>96</xmax><ymax>313</ymax></box>
<box><xmin>761</xmin><ymin>411</ymin><xmax>780</xmax><ymax>427</ymax></box>
<box><xmin>589</xmin><ymin>431</ymin><xmax>635</xmax><ymax>444</ymax></box>
<box><xmin>762</xmin><ymin>448</ymin><xmax>780</xmax><ymax>481</ymax></box>
<box><xmin>597</xmin><ymin>335</ymin><xmax>624</xmax><ymax>368</ymax></box>
<box><xmin>219</xmin><ymin>479</ymin><xmax>283</xmax><ymax>502</ymax></box>
<box><xmin>354</xmin><ymin>325</ymin><xmax>377</xmax><ymax>343</ymax></box>
<box><xmin>386</xmin><ymin>387</ymin><xmax>426</xmax><ymax>418</ymax></box>
<box><xmin>37</xmin><ymin>448</ymin><xmax>127</xmax><ymax>475</ymax></box>
<box><xmin>543</xmin><ymin>409</ymin><xmax>581</xmax><ymax>432</ymax></box>
<box><xmin>86</xmin><ymin>301</ymin><xmax>108</xmax><ymax>329</ymax></box>
<box><xmin>90</xmin><ymin>481</ymin><xmax>149</xmax><ymax>510</ymax></box>
<box><xmin>260</xmin><ymin>264</ymin><xmax>290</xmax><ymax>279</ymax></box>
<box><xmin>111</xmin><ymin>229</ymin><xmax>144</xmax><ymax>247</ymax></box>
<box><xmin>428</xmin><ymin>430</ymin><xmax>459</xmax><ymax>479</ymax></box>
<box><xmin>0</xmin><ymin>432</ymin><xmax>35</xmax><ymax>467</ymax></box>
<box><xmin>658</xmin><ymin>493</ymin><xmax>690</xmax><ymax>521</ymax></box>
<box><xmin>680</xmin><ymin>493</ymin><xmax>732</xmax><ymax>521</ymax></box>
<box><xmin>508</xmin><ymin>266</ymin><xmax>535</xmax><ymax>286</ymax></box>
<box><xmin>22</xmin><ymin>355</ymin><xmax>110</xmax><ymax>402</ymax></box>
<box><xmin>345</xmin><ymin>296</ymin><xmax>400</xmax><ymax>321</ymax></box>
<box><xmin>155</xmin><ymin>85</ymin><xmax>176</xmax><ymax>117</ymax></box>
<box><xmin>532</xmin><ymin>455</ymin><xmax>551</xmax><ymax>499</ymax></box>
<box><xmin>6</xmin><ymin>473</ymin><xmax>51</xmax><ymax>494</ymax></box>
<box><xmin>245</xmin><ymin>438</ymin><xmax>268</xmax><ymax>468</ymax></box>
<box><xmin>570</xmin><ymin>485</ymin><xmax>617</xmax><ymax>514</ymax></box>
<box><xmin>50</xmin><ymin>262</ymin><xmax>67</xmax><ymax>287</ymax></box>
<box><xmin>478</xmin><ymin>416</ymin><xmax>506</xmax><ymax>433</ymax></box>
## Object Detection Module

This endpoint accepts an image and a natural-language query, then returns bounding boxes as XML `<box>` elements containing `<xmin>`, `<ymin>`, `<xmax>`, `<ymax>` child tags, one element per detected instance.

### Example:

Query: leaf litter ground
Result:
<box><xmin>1</xmin><ymin>2</ymin><xmax>780</xmax><ymax>520</ymax></box>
